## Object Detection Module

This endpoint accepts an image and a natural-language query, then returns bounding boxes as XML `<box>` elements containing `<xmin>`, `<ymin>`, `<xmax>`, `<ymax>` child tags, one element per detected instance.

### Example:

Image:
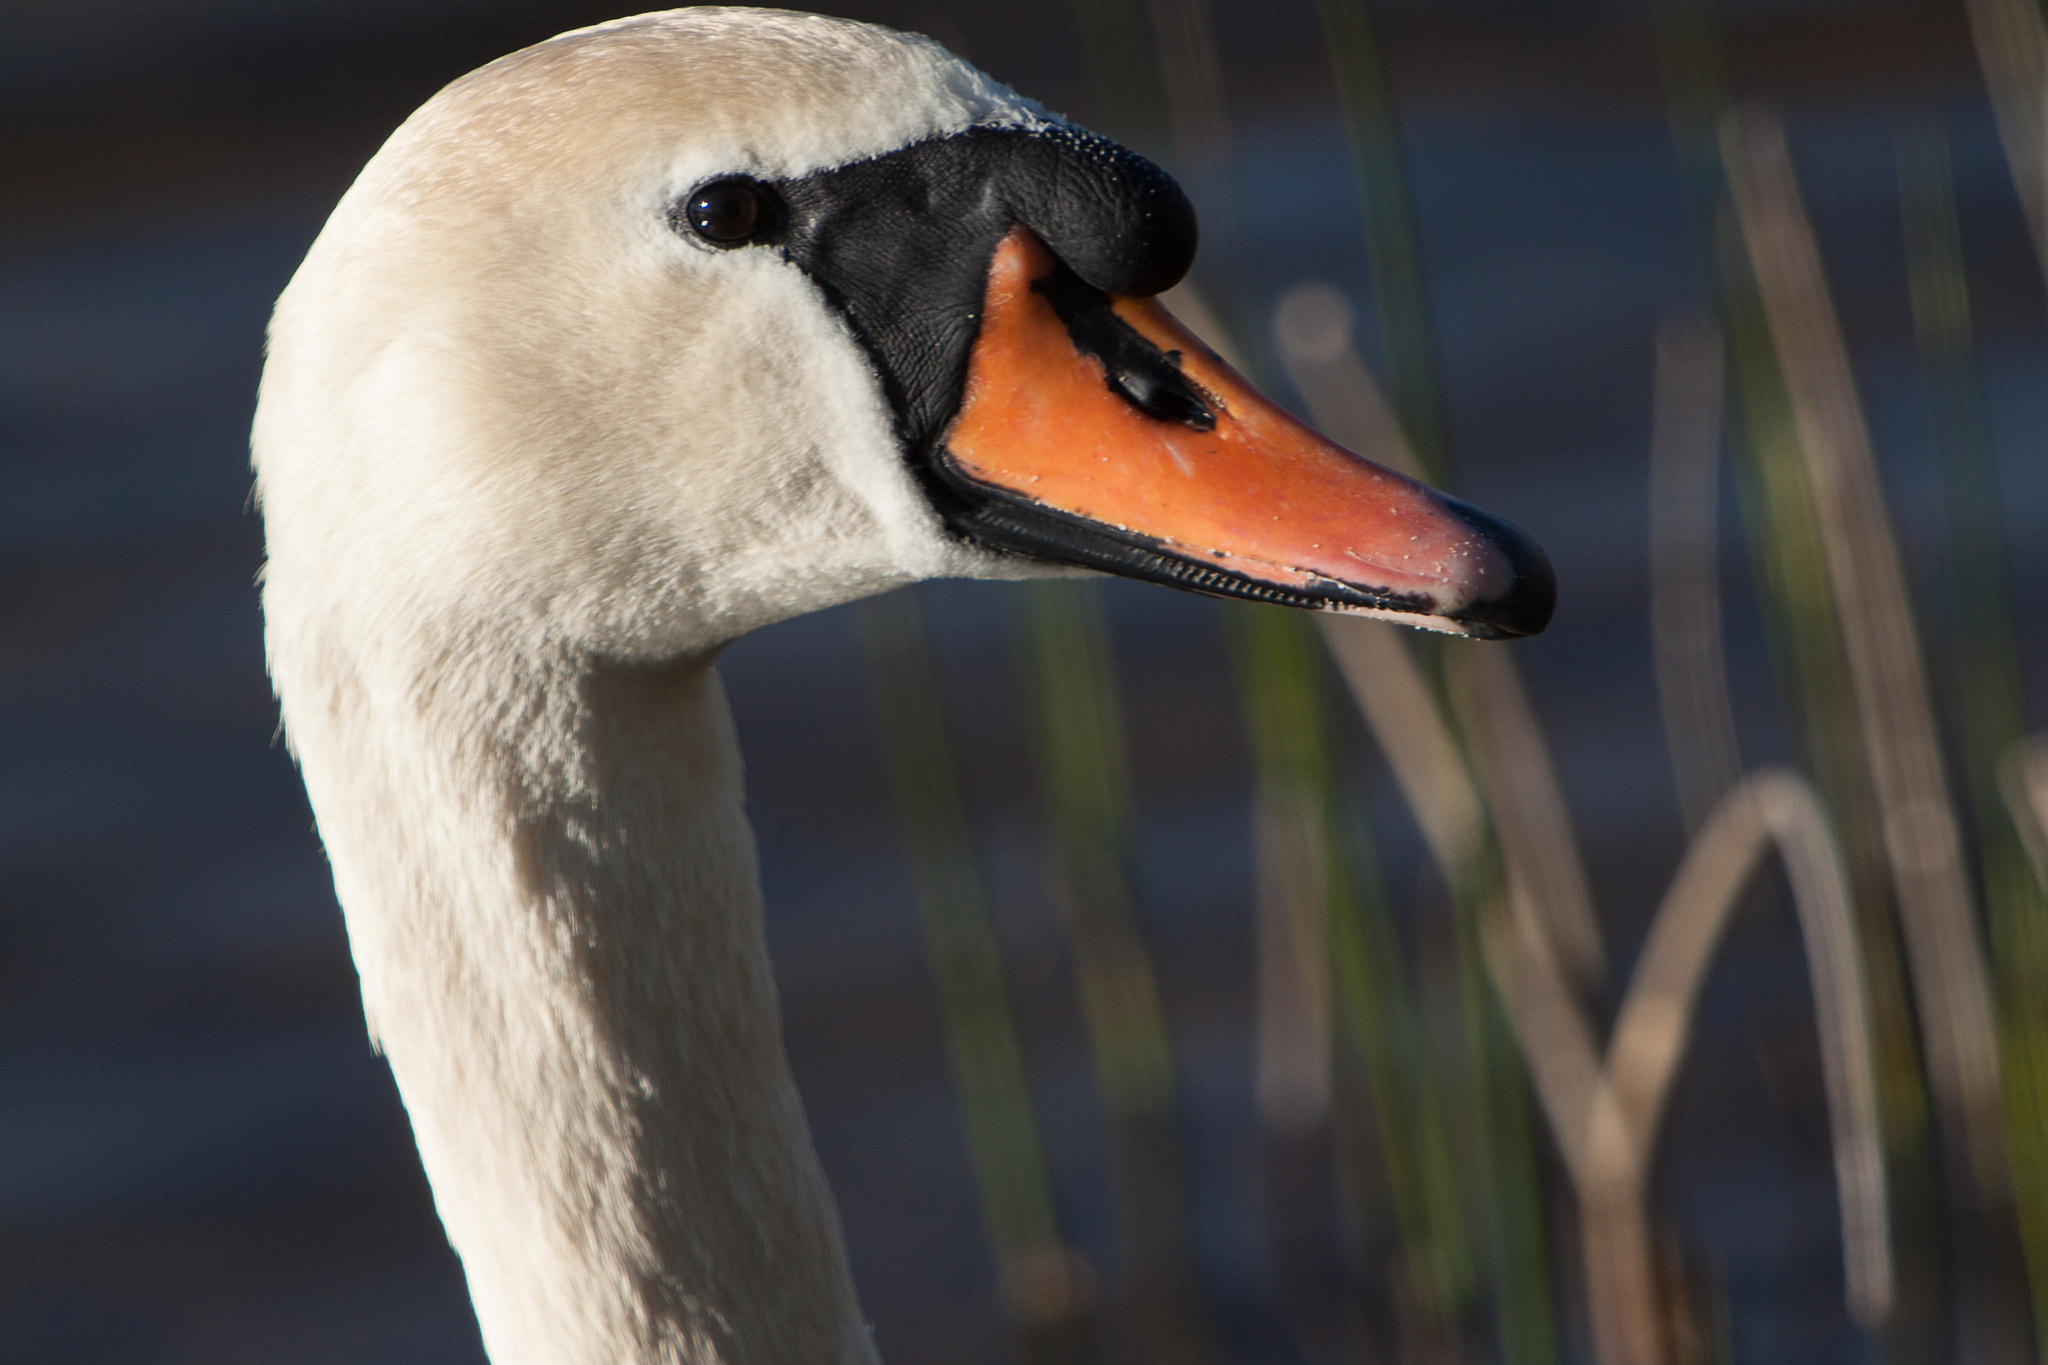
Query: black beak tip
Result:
<box><xmin>1448</xmin><ymin>500</ymin><xmax>1557</xmax><ymax>641</ymax></box>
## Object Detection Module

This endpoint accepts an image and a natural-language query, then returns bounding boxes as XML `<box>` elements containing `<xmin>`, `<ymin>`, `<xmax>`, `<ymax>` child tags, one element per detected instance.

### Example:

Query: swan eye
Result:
<box><xmin>684</xmin><ymin>178</ymin><xmax>778</xmax><ymax>247</ymax></box>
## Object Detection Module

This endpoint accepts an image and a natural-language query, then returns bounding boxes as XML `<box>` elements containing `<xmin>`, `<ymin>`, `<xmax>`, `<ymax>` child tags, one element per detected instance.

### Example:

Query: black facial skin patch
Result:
<box><xmin>761</xmin><ymin>123</ymin><xmax>1197</xmax><ymax>462</ymax></box>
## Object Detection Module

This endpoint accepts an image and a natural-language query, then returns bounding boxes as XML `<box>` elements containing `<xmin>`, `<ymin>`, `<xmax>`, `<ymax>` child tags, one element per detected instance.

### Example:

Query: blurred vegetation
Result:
<box><xmin>856</xmin><ymin>0</ymin><xmax>2048</xmax><ymax>1362</ymax></box>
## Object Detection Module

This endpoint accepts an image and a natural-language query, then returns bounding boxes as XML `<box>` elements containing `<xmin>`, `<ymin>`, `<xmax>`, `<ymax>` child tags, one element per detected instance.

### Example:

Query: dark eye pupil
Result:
<box><xmin>687</xmin><ymin>180</ymin><xmax>763</xmax><ymax>245</ymax></box>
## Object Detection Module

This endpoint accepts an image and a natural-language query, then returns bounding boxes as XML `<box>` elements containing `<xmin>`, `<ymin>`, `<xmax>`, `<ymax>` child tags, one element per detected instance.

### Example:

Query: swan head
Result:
<box><xmin>254</xmin><ymin>6</ymin><xmax>1552</xmax><ymax>686</ymax></box>
<box><xmin>248</xmin><ymin>16</ymin><xmax>1556</xmax><ymax>1360</ymax></box>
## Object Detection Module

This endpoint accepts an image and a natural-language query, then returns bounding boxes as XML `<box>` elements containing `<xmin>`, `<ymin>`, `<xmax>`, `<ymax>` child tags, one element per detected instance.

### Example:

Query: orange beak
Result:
<box><xmin>935</xmin><ymin>229</ymin><xmax>1553</xmax><ymax>639</ymax></box>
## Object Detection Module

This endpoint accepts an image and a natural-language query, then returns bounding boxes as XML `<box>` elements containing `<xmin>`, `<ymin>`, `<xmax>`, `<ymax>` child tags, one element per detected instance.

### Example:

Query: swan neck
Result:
<box><xmin>310</xmin><ymin>650</ymin><xmax>873</xmax><ymax>1365</ymax></box>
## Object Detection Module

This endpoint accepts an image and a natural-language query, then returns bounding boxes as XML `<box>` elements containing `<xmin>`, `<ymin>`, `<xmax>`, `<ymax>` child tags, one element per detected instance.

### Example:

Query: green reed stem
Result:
<box><xmin>1076</xmin><ymin>1</ymin><xmax>1556</xmax><ymax>1354</ymax></box>
<box><xmin>858</xmin><ymin>589</ymin><xmax>1091</xmax><ymax>1365</ymax></box>
<box><xmin>1653</xmin><ymin>0</ymin><xmax>1892</xmax><ymax>907</ymax></box>
<box><xmin>1308</xmin><ymin>0</ymin><xmax>1449</xmax><ymax>482</ymax></box>
<box><xmin>1646</xmin><ymin>15</ymin><xmax>1943</xmax><ymax>1351</ymax></box>
<box><xmin>1305</xmin><ymin>3</ymin><xmax>1559</xmax><ymax>1354</ymax></box>
<box><xmin>1899</xmin><ymin>123</ymin><xmax>2048</xmax><ymax>1356</ymax></box>
<box><xmin>1014</xmin><ymin>579</ymin><xmax>1221</xmax><ymax>1365</ymax></box>
<box><xmin>1231</xmin><ymin>604</ymin><xmax>1477</xmax><ymax>1336</ymax></box>
<box><xmin>1053</xmin><ymin>6</ymin><xmax>1294</xmax><ymax>1359</ymax></box>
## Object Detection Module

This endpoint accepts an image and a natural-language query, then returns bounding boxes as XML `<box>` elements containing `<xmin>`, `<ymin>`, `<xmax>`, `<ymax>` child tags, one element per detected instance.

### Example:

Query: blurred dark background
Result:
<box><xmin>4</xmin><ymin>1</ymin><xmax>2044</xmax><ymax>1362</ymax></box>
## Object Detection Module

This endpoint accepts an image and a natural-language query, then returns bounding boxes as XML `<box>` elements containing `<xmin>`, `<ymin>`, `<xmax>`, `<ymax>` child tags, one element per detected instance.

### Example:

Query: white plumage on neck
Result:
<box><xmin>300</xmin><ymin>648</ymin><xmax>869</xmax><ymax>1364</ymax></box>
<box><xmin>254</xmin><ymin>11</ymin><xmax>1055</xmax><ymax>1362</ymax></box>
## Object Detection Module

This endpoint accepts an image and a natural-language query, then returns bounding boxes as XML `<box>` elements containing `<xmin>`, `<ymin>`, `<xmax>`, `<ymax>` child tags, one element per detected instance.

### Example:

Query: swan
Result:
<box><xmin>250</xmin><ymin>9</ymin><xmax>1553</xmax><ymax>1364</ymax></box>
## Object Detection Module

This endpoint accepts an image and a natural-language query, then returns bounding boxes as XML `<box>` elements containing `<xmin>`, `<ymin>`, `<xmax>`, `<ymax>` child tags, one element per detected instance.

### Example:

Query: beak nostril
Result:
<box><xmin>1107</xmin><ymin>359</ymin><xmax>1216</xmax><ymax>431</ymax></box>
<box><xmin>1030</xmin><ymin>261</ymin><xmax>1217</xmax><ymax>432</ymax></box>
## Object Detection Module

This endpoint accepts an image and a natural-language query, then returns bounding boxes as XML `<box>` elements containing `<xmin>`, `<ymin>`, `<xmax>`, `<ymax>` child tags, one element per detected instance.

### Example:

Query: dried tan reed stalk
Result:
<box><xmin>1320</xmin><ymin>617</ymin><xmax>1487</xmax><ymax>888</ymax></box>
<box><xmin>1239</xmin><ymin>594</ymin><xmax>1483</xmax><ymax>1351</ymax></box>
<box><xmin>1275</xmin><ymin>283</ymin><xmax>1604</xmax><ymax>988</ymax></box>
<box><xmin>1331</xmin><ymin>602</ymin><xmax>1895</xmax><ymax>1363</ymax></box>
<box><xmin>1221</xmin><ymin>570</ymin><xmax>1336</xmax><ymax>1140</ymax></box>
<box><xmin>1273</xmin><ymin>282</ymin><xmax>1418</xmax><ymax>477</ymax></box>
<box><xmin>1721</xmin><ymin>104</ymin><xmax>2006</xmax><ymax>1198</ymax></box>
<box><xmin>1964</xmin><ymin>0</ymin><xmax>2048</xmax><ymax>279</ymax></box>
<box><xmin>1253</xmin><ymin>778</ymin><xmax>1334</xmax><ymax>1132</ymax></box>
<box><xmin>1168</xmin><ymin>283</ymin><xmax>1337</xmax><ymax>1133</ymax></box>
<box><xmin>1237</xmin><ymin>285</ymin><xmax>1488</xmax><ymax>1349</ymax></box>
<box><xmin>1271</xmin><ymin>262</ymin><xmax>1891</xmax><ymax>1357</ymax></box>
<box><xmin>2000</xmin><ymin>737</ymin><xmax>2048</xmax><ymax>882</ymax></box>
<box><xmin>1647</xmin><ymin>311</ymin><xmax>1744</xmax><ymax>833</ymax></box>
<box><xmin>1611</xmin><ymin>772</ymin><xmax>1889</xmax><ymax>1322</ymax></box>
<box><xmin>1319</xmin><ymin>589</ymin><xmax>1894</xmax><ymax>1357</ymax></box>
<box><xmin>1451</xmin><ymin>646</ymin><xmax>1608</xmax><ymax>992</ymax></box>
<box><xmin>1489</xmin><ymin>771</ymin><xmax>1891</xmax><ymax>1360</ymax></box>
